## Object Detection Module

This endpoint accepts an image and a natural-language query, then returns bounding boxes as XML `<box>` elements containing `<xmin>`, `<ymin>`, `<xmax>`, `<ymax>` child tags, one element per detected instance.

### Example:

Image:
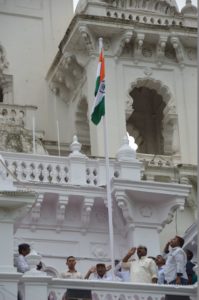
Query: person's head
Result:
<box><xmin>18</xmin><ymin>243</ymin><xmax>30</xmax><ymax>256</ymax></box>
<box><xmin>155</xmin><ymin>255</ymin><xmax>165</xmax><ymax>267</ymax></box>
<box><xmin>96</xmin><ymin>263</ymin><xmax>106</xmax><ymax>278</ymax></box>
<box><xmin>170</xmin><ymin>236</ymin><xmax>184</xmax><ymax>248</ymax></box>
<box><xmin>186</xmin><ymin>249</ymin><xmax>193</xmax><ymax>261</ymax></box>
<box><xmin>114</xmin><ymin>259</ymin><xmax>121</xmax><ymax>271</ymax></box>
<box><xmin>114</xmin><ymin>259</ymin><xmax>120</xmax><ymax>266</ymax></box>
<box><xmin>66</xmin><ymin>256</ymin><xmax>76</xmax><ymax>270</ymax></box>
<box><xmin>137</xmin><ymin>245</ymin><xmax>147</xmax><ymax>258</ymax></box>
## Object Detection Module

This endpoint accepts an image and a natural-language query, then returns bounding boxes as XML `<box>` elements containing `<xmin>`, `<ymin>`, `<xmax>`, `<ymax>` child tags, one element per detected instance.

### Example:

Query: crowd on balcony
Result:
<box><xmin>16</xmin><ymin>235</ymin><xmax>197</xmax><ymax>300</ymax></box>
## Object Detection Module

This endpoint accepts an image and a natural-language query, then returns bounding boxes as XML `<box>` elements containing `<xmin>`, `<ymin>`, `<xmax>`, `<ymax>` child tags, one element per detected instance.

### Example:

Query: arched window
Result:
<box><xmin>127</xmin><ymin>86</ymin><xmax>166</xmax><ymax>154</ymax></box>
<box><xmin>126</xmin><ymin>78</ymin><xmax>180</xmax><ymax>156</ymax></box>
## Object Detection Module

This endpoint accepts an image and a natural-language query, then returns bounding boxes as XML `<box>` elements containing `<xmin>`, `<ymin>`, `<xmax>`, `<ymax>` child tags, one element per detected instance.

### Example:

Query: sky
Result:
<box><xmin>73</xmin><ymin>0</ymin><xmax>197</xmax><ymax>11</ymax></box>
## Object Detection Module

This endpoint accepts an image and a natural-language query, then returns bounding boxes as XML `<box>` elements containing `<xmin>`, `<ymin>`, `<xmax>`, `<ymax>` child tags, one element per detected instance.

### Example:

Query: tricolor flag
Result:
<box><xmin>91</xmin><ymin>38</ymin><xmax>105</xmax><ymax>125</ymax></box>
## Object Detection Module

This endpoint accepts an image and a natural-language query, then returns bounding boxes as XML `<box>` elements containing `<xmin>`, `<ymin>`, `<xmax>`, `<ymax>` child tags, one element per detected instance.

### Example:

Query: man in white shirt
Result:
<box><xmin>163</xmin><ymin>236</ymin><xmax>188</xmax><ymax>285</ymax></box>
<box><xmin>60</xmin><ymin>256</ymin><xmax>83</xmax><ymax>279</ymax></box>
<box><xmin>121</xmin><ymin>245</ymin><xmax>158</xmax><ymax>284</ymax></box>
<box><xmin>16</xmin><ymin>243</ymin><xmax>30</xmax><ymax>273</ymax></box>
<box><xmin>114</xmin><ymin>260</ymin><xmax>130</xmax><ymax>282</ymax></box>
<box><xmin>85</xmin><ymin>263</ymin><xmax>113</xmax><ymax>281</ymax></box>
<box><xmin>155</xmin><ymin>255</ymin><xmax>165</xmax><ymax>284</ymax></box>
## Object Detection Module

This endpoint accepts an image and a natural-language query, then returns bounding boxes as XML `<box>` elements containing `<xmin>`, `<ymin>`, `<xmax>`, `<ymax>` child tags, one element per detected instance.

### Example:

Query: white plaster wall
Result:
<box><xmin>0</xmin><ymin>0</ymin><xmax>73</xmax><ymax>142</ymax></box>
<box><xmin>176</xmin><ymin>66</ymin><xmax>197</xmax><ymax>164</ymax></box>
<box><xmin>159</xmin><ymin>206</ymin><xmax>195</xmax><ymax>251</ymax></box>
<box><xmin>14</xmin><ymin>228</ymin><xmax>126</xmax><ymax>275</ymax></box>
<box><xmin>89</xmin><ymin>59</ymin><xmax>197</xmax><ymax>164</ymax></box>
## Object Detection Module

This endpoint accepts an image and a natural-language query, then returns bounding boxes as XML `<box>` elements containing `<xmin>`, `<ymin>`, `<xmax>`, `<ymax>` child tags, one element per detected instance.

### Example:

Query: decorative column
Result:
<box><xmin>68</xmin><ymin>135</ymin><xmax>87</xmax><ymax>185</ymax></box>
<box><xmin>21</xmin><ymin>249</ymin><xmax>52</xmax><ymax>300</ymax></box>
<box><xmin>0</xmin><ymin>191</ymin><xmax>36</xmax><ymax>299</ymax></box>
<box><xmin>116</xmin><ymin>134</ymin><xmax>142</xmax><ymax>181</ymax></box>
<box><xmin>0</xmin><ymin>154</ymin><xmax>36</xmax><ymax>299</ymax></box>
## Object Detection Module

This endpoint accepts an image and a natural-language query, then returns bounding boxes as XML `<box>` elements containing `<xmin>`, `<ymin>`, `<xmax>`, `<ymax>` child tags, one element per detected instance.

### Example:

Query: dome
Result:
<box><xmin>181</xmin><ymin>0</ymin><xmax>197</xmax><ymax>16</ymax></box>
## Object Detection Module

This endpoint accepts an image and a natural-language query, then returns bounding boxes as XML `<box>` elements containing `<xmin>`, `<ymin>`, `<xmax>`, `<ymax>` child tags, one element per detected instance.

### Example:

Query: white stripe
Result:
<box><xmin>96</xmin><ymin>60</ymin><xmax>101</xmax><ymax>77</ymax></box>
<box><xmin>91</xmin><ymin>80</ymin><xmax>105</xmax><ymax>114</ymax></box>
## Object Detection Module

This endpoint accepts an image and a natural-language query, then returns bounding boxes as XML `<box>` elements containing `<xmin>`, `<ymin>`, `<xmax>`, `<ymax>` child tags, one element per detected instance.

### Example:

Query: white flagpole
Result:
<box><xmin>32</xmin><ymin>114</ymin><xmax>36</xmax><ymax>154</ymax></box>
<box><xmin>56</xmin><ymin>120</ymin><xmax>61</xmax><ymax>156</ymax></box>
<box><xmin>99</xmin><ymin>37</ymin><xmax>115</xmax><ymax>278</ymax></box>
<box><xmin>53</xmin><ymin>89</ymin><xmax>61</xmax><ymax>156</ymax></box>
<box><xmin>103</xmin><ymin>116</ymin><xmax>115</xmax><ymax>279</ymax></box>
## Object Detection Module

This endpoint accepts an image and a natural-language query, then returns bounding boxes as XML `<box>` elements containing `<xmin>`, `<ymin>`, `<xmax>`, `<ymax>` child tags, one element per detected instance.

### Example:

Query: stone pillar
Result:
<box><xmin>0</xmin><ymin>192</ymin><xmax>36</xmax><ymax>299</ymax></box>
<box><xmin>68</xmin><ymin>135</ymin><xmax>87</xmax><ymax>185</ymax></box>
<box><xmin>22</xmin><ymin>276</ymin><xmax>51</xmax><ymax>300</ymax></box>
<box><xmin>0</xmin><ymin>221</ymin><xmax>16</xmax><ymax>273</ymax></box>
<box><xmin>116</xmin><ymin>135</ymin><xmax>142</xmax><ymax>181</ymax></box>
<box><xmin>21</xmin><ymin>250</ymin><xmax>52</xmax><ymax>300</ymax></box>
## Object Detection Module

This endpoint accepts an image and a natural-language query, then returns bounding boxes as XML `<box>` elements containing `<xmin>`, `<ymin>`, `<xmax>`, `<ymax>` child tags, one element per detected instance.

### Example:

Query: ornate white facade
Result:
<box><xmin>0</xmin><ymin>0</ymin><xmax>197</xmax><ymax>299</ymax></box>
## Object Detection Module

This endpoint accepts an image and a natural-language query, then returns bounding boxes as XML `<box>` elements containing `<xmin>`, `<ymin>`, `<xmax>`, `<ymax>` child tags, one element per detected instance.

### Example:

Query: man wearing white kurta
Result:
<box><xmin>121</xmin><ymin>246</ymin><xmax>158</xmax><ymax>283</ymax></box>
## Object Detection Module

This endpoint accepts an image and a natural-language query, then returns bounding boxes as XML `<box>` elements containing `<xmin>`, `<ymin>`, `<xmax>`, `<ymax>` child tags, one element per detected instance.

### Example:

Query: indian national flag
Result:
<box><xmin>91</xmin><ymin>38</ymin><xmax>105</xmax><ymax>125</ymax></box>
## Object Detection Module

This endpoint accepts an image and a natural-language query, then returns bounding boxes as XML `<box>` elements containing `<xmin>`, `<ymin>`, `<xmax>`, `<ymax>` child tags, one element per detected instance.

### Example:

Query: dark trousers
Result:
<box><xmin>165</xmin><ymin>278</ymin><xmax>188</xmax><ymax>285</ymax></box>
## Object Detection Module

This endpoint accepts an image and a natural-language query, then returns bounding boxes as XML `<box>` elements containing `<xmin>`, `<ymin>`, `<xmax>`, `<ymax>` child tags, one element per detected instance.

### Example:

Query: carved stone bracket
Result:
<box><xmin>81</xmin><ymin>197</ymin><xmax>94</xmax><ymax>232</ymax></box>
<box><xmin>56</xmin><ymin>195</ymin><xmax>69</xmax><ymax>228</ymax></box>
<box><xmin>156</xmin><ymin>36</ymin><xmax>168</xmax><ymax>66</ymax></box>
<box><xmin>114</xmin><ymin>30</ymin><xmax>133</xmax><ymax>59</ymax></box>
<box><xmin>112</xmin><ymin>179</ymin><xmax>191</xmax><ymax>245</ymax></box>
<box><xmin>31</xmin><ymin>194</ymin><xmax>44</xmax><ymax>224</ymax></box>
<box><xmin>134</xmin><ymin>33</ymin><xmax>145</xmax><ymax>61</ymax></box>
<box><xmin>170</xmin><ymin>37</ymin><xmax>185</xmax><ymax>67</ymax></box>
<box><xmin>114</xmin><ymin>190</ymin><xmax>133</xmax><ymax>224</ymax></box>
<box><xmin>79</xmin><ymin>25</ymin><xmax>95</xmax><ymax>56</ymax></box>
<box><xmin>160</xmin><ymin>197</ymin><xmax>185</xmax><ymax>232</ymax></box>
<box><xmin>50</xmin><ymin>55</ymin><xmax>85</xmax><ymax>103</ymax></box>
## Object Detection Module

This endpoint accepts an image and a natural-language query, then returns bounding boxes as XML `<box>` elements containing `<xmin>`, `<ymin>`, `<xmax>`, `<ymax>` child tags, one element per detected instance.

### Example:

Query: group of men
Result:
<box><xmin>16</xmin><ymin>235</ymin><xmax>197</xmax><ymax>286</ymax></box>
<box><xmin>59</xmin><ymin>235</ymin><xmax>197</xmax><ymax>285</ymax></box>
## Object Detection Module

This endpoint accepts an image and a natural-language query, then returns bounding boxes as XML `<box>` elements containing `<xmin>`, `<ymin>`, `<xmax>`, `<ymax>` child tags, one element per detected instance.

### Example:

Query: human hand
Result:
<box><xmin>152</xmin><ymin>278</ymin><xmax>157</xmax><ymax>284</ymax></box>
<box><xmin>176</xmin><ymin>276</ymin><xmax>181</xmax><ymax>285</ymax></box>
<box><xmin>106</xmin><ymin>265</ymin><xmax>112</xmax><ymax>271</ymax></box>
<box><xmin>164</xmin><ymin>241</ymin><xmax>170</xmax><ymax>253</ymax></box>
<box><xmin>128</xmin><ymin>247</ymin><xmax>136</xmax><ymax>256</ymax></box>
<box><xmin>89</xmin><ymin>266</ymin><xmax>96</xmax><ymax>273</ymax></box>
<box><xmin>36</xmin><ymin>261</ymin><xmax>43</xmax><ymax>270</ymax></box>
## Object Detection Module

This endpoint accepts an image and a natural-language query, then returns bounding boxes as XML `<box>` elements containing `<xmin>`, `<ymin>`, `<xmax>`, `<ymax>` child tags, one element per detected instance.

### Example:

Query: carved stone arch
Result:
<box><xmin>75</xmin><ymin>96</ymin><xmax>91</xmax><ymax>155</ymax></box>
<box><xmin>126</xmin><ymin>77</ymin><xmax>180</xmax><ymax>155</ymax></box>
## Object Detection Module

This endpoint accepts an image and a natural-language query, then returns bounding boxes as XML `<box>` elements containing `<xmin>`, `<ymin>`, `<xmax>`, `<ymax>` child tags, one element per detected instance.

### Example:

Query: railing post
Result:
<box><xmin>68</xmin><ymin>136</ymin><xmax>87</xmax><ymax>185</ymax></box>
<box><xmin>21</xmin><ymin>275</ymin><xmax>52</xmax><ymax>300</ymax></box>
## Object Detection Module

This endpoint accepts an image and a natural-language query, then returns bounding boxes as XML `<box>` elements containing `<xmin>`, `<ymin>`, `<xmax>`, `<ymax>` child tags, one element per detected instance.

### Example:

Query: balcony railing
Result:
<box><xmin>19</xmin><ymin>277</ymin><xmax>197</xmax><ymax>300</ymax></box>
<box><xmin>0</xmin><ymin>103</ymin><xmax>37</xmax><ymax>128</ymax></box>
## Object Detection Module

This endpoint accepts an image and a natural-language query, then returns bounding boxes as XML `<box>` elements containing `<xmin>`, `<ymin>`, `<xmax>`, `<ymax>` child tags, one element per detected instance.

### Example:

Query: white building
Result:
<box><xmin>0</xmin><ymin>0</ymin><xmax>197</xmax><ymax>299</ymax></box>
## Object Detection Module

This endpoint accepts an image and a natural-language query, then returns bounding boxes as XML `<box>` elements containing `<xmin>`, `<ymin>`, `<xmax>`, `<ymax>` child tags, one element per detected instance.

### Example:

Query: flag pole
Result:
<box><xmin>99</xmin><ymin>37</ymin><xmax>115</xmax><ymax>278</ymax></box>
<box><xmin>32</xmin><ymin>113</ymin><xmax>36</xmax><ymax>154</ymax></box>
<box><xmin>103</xmin><ymin>115</ymin><xmax>115</xmax><ymax>279</ymax></box>
<box><xmin>53</xmin><ymin>88</ymin><xmax>61</xmax><ymax>156</ymax></box>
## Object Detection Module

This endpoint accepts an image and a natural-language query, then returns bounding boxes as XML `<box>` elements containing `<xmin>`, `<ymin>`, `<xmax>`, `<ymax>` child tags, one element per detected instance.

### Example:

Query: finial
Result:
<box><xmin>69</xmin><ymin>135</ymin><xmax>86</xmax><ymax>158</ymax></box>
<box><xmin>116</xmin><ymin>133</ymin><xmax>138</xmax><ymax>161</ymax></box>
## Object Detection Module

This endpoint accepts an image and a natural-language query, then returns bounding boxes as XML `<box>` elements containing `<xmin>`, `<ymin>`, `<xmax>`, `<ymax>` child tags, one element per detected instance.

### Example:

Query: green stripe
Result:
<box><xmin>95</xmin><ymin>76</ymin><xmax>100</xmax><ymax>96</ymax></box>
<box><xmin>91</xmin><ymin>97</ymin><xmax>105</xmax><ymax>125</ymax></box>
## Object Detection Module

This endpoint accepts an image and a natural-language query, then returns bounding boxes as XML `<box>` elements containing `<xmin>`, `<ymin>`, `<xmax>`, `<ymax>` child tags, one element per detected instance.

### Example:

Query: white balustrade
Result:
<box><xmin>20</xmin><ymin>277</ymin><xmax>198</xmax><ymax>300</ymax></box>
<box><xmin>0</xmin><ymin>149</ymin><xmax>197</xmax><ymax>189</ymax></box>
<box><xmin>2</xmin><ymin>151</ymin><xmax>117</xmax><ymax>187</ymax></box>
<box><xmin>0</xmin><ymin>103</ymin><xmax>36</xmax><ymax>128</ymax></box>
